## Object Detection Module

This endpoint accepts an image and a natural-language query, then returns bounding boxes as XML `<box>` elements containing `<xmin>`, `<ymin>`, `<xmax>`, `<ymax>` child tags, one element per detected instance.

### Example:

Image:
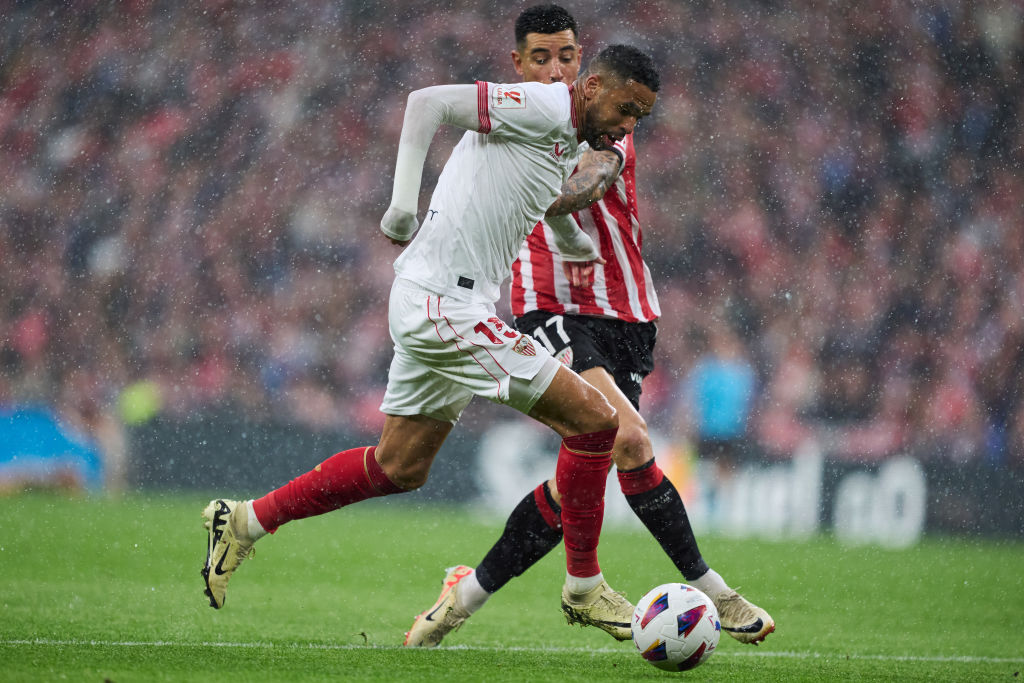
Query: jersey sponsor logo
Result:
<box><xmin>492</xmin><ymin>86</ymin><xmax>526</xmax><ymax>109</ymax></box>
<box><xmin>630</xmin><ymin>371</ymin><xmax>645</xmax><ymax>385</ymax></box>
<box><xmin>513</xmin><ymin>335</ymin><xmax>537</xmax><ymax>357</ymax></box>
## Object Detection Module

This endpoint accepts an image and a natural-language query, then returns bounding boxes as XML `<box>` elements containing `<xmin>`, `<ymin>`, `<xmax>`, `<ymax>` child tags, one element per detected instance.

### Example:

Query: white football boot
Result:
<box><xmin>201</xmin><ymin>499</ymin><xmax>255</xmax><ymax>609</ymax></box>
<box><xmin>560</xmin><ymin>579</ymin><xmax>634</xmax><ymax>641</ymax></box>
<box><xmin>713</xmin><ymin>589</ymin><xmax>775</xmax><ymax>644</ymax></box>
<box><xmin>404</xmin><ymin>565</ymin><xmax>474</xmax><ymax>647</ymax></box>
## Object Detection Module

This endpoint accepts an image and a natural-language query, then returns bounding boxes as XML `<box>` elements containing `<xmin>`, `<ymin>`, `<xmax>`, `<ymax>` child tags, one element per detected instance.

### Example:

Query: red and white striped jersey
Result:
<box><xmin>509</xmin><ymin>134</ymin><xmax>660</xmax><ymax>323</ymax></box>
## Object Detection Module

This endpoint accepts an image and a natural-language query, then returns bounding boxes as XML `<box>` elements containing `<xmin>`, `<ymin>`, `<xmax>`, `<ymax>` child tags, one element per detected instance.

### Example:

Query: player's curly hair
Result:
<box><xmin>514</xmin><ymin>4</ymin><xmax>579</xmax><ymax>47</ymax></box>
<box><xmin>587</xmin><ymin>44</ymin><xmax>660</xmax><ymax>93</ymax></box>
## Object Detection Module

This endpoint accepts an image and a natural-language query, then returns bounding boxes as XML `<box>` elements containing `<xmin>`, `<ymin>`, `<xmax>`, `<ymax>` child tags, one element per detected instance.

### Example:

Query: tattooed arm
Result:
<box><xmin>545</xmin><ymin>148</ymin><xmax>623</xmax><ymax>217</ymax></box>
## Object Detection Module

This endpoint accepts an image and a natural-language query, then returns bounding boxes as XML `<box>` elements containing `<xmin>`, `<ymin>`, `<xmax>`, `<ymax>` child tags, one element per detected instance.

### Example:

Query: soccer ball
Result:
<box><xmin>631</xmin><ymin>583</ymin><xmax>721</xmax><ymax>672</ymax></box>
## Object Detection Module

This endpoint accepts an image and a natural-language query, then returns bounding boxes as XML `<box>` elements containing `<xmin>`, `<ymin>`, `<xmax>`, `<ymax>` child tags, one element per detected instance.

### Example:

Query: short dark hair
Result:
<box><xmin>514</xmin><ymin>4</ymin><xmax>579</xmax><ymax>47</ymax></box>
<box><xmin>586</xmin><ymin>44</ymin><xmax>660</xmax><ymax>93</ymax></box>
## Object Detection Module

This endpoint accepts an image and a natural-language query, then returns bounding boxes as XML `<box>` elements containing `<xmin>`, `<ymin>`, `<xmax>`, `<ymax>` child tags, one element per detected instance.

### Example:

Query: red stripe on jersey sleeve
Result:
<box><xmin>568</xmin><ymin>83</ymin><xmax>578</xmax><ymax>129</ymax></box>
<box><xmin>510</xmin><ymin>253</ymin><xmax>527</xmax><ymax>317</ymax></box>
<box><xmin>476</xmin><ymin>81</ymin><xmax>491</xmax><ymax>133</ymax></box>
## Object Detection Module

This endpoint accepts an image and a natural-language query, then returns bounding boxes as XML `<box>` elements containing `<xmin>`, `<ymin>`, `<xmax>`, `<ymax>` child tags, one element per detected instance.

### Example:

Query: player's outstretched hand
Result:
<box><xmin>381</xmin><ymin>206</ymin><xmax>418</xmax><ymax>246</ymax></box>
<box><xmin>563</xmin><ymin>256</ymin><xmax>605</xmax><ymax>288</ymax></box>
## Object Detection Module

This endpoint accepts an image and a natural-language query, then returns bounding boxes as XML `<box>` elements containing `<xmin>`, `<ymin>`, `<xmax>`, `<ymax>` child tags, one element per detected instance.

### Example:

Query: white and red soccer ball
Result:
<box><xmin>631</xmin><ymin>583</ymin><xmax>721</xmax><ymax>672</ymax></box>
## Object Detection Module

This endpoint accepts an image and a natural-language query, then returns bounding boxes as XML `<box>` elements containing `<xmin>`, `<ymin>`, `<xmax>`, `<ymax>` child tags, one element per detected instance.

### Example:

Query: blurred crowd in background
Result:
<box><xmin>2</xmin><ymin>0</ymin><xmax>1023</xmax><ymax>475</ymax></box>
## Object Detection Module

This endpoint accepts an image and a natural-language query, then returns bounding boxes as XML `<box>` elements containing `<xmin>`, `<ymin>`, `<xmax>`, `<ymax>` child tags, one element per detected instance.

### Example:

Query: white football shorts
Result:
<box><xmin>380</xmin><ymin>278</ymin><xmax>561</xmax><ymax>423</ymax></box>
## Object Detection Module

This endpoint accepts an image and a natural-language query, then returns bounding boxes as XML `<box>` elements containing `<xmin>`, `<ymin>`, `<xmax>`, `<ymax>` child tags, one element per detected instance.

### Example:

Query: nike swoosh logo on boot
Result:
<box><xmin>423</xmin><ymin>603</ymin><xmax>449</xmax><ymax>622</ymax></box>
<box><xmin>214</xmin><ymin>544</ymin><xmax>232</xmax><ymax>575</ymax></box>
<box><xmin>723</xmin><ymin>618</ymin><xmax>764</xmax><ymax>633</ymax></box>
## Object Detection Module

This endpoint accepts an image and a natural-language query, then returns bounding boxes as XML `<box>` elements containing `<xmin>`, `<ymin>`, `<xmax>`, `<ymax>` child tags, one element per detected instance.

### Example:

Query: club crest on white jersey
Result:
<box><xmin>513</xmin><ymin>335</ymin><xmax>537</xmax><ymax>357</ymax></box>
<box><xmin>492</xmin><ymin>86</ymin><xmax>526</xmax><ymax>109</ymax></box>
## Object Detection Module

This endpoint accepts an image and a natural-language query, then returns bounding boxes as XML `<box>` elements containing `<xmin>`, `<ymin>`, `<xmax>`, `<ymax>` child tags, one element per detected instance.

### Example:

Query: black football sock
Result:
<box><xmin>475</xmin><ymin>482</ymin><xmax>564</xmax><ymax>593</ymax></box>
<box><xmin>623</xmin><ymin>467</ymin><xmax>709</xmax><ymax>580</ymax></box>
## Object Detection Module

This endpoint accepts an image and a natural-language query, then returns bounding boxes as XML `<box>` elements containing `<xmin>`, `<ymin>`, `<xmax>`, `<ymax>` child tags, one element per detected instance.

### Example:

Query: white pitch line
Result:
<box><xmin>2</xmin><ymin>639</ymin><xmax>1023</xmax><ymax>665</ymax></box>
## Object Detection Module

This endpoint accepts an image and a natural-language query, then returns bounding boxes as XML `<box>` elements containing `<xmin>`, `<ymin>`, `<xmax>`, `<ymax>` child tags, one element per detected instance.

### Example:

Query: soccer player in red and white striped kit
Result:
<box><xmin>404</xmin><ymin>4</ymin><xmax>774</xmax><ymax>648</ymax></box>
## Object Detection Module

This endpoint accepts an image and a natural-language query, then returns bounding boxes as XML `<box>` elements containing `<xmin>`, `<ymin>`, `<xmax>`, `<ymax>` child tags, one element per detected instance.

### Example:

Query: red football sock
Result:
<box><xmin>532</xmin><ymin>482</ymin><xmax>562</xmax><ymax>531</ymax></box>
<box><xmin>251</xmin><ymin>446</ymin><xmax>405</xmax><ymax>533</ymax></box>
<box><xmin>555</xmin><ymin>427</ymin><xmax>617</xmax><ymax>578</ymax></box>
<box><xmin>617</xmin><ymin>458</ymin><xmax>665</xmax><ymax>496</ymax></box>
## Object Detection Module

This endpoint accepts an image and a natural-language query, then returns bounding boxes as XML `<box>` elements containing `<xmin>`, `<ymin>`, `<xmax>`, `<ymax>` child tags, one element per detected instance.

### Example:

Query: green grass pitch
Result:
<box><xmin>1</xmin><ymin>492</ymin><xmax>1022</xmax><ymax>681</ymax></box>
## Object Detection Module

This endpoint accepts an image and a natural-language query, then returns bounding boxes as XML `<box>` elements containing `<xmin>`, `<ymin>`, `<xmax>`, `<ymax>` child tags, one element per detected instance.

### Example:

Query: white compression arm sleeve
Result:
<box><xmin>546</xmin><ymin>213</ymin><xmax>600</xmax><ymax>262</ymax></box>
<box><xmin>381</xmin><ymin>84</ymin><xmax>480</xmax><ymax>242</ymax></box>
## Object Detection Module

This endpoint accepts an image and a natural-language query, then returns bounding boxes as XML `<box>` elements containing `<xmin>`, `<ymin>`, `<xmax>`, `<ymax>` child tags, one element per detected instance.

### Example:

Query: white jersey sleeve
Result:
<box><xmin>382</xmin><ymin>84</ymin><xmax>486</xmax><ymax>242</ymax></box>
<box><xmin>477</xmin><ymin>81</ymin><xmax>572</xmax><ymax>141</ymax></box>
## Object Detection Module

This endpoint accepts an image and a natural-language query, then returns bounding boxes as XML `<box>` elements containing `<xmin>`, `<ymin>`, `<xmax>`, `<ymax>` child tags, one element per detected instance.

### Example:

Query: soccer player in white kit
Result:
<box><xmin>200</xmin><ymin>44</ymin><xmax>660</xmax><ymax>636</ymax></box>
<box><xmin>404</xmin><ymin>4</ymin><xmax>774</xmax><ymax>649</ymax></box>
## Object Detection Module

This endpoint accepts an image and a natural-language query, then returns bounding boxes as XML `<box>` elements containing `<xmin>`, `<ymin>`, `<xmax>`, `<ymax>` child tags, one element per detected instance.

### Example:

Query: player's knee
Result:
<box><xmin>379</xmin><ymin>459</ymin><xmax>430</xmax><ymax>490</ymax></box>
<box><xmin>590</xmin><ymin>396</ymin><xmax>619</xmax><ymax>434</ymax></box>
<box><xmin>563</xmin><ymin>396</ymin><xmax>618</xmax><ymax>437</ymax></box>
<box><xmin>611</xmin><ymin>416</ymin><xmax>652</xmax><ymax>470</ymax></box>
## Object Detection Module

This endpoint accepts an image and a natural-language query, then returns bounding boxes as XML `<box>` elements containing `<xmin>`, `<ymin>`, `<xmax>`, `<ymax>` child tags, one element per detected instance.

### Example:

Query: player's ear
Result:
<box><xmin>511</xmin><ymin>49</ymin><xmax>524</xmax><ymax>76</ymax></box>
<box><xmin>583</xmin><ymin>72</ymin><xmax>602</xmax><ymax>98</ymax></box>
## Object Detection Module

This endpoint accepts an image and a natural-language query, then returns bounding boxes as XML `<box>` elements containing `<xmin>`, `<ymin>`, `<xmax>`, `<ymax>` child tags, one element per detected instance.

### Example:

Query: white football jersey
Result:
<box><xmin>393</xmin><ymin>80</ymin><xmax>581</xmax><ymax>304</ymax></box>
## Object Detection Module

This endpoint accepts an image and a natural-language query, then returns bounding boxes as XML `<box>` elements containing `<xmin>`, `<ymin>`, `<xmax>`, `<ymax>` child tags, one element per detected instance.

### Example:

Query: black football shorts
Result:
<box><xmin>514</xmin><ymin>311</ymin><xmax>657</xmax><ymax>410</ymax></box>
